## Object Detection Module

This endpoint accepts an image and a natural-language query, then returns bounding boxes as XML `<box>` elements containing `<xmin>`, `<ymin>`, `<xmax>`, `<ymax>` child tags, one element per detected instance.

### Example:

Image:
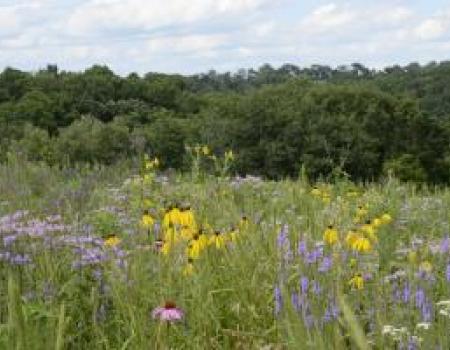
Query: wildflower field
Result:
<box><xmin>1</xmin><ymin>154</ymin><xmax>450</xmax><ymax>350</ymax></box>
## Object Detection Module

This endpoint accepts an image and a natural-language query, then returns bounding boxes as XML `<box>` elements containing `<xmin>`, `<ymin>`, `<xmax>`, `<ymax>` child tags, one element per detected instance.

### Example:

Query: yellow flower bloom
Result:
<box><xmin>104</xmin><ymin>235</ymin><xmax>121</xmax><ymax>247</ymax></box>
<box><xmin>198</xmin><ymin>230</ymin><xmax>209</xmax><ymax>249</ymax></box>
<box><xmin>141</xmin><ymin>213</ymin><xmax>154</xmax><ymax>228</ymax></box>
<box><xmin>345</xmin><ymin>229</ymin><xmax>359</xmax><ymax>247</ymax></box>
<box><xmin>186</xmin><ymin>237</ymin><xmax>202</xmax><ymax>259</ymax></box>
<box><xmin>352</xmin><ymin>236</ymin><xmax>372</xmax><ymax>252</ymax></box>
<box><xmin>238</xmin><ymin>216</ymin><xmax>249</xmax><ymax>231</ymax></box>
<box><xmin>179</xmin><ymin>207</ymin><xmax>196</xmax><ymax>228</ymax></box>
<box><xmin>349</xmin><ymin>273</ymin><xmax>364</xmax><ymax>290</ymax></box>
<box><xmin>372</xmin><ymin>218</ymin><xmax>382</xmax><ymax>228</ymax></box>
<box><xmin>183</xmin><ymin>261</ymin><xmax>194</xmax><ymax>276</ymax></box>
<box><xmin>180</xmin><ymin>225</ymin><xmax>195</xmax><ymax>240</ymax></box>
<box><xmin>225</xmin><ymin>150</ymin><xmax>234</xmax><ymax>161</ymax></box>
<box><xmin>420</xmin><ymin>260</ymin><xmax>433</xmax><ymax>273</ymax></box>
<box><xmin>380</xmin><ymin>213</ymin><xmax>392</xmax><ymax>225</ymax></box>
<box><xmin>346</xmin><ymin>190</ymin><xmax>359</xmax><ymax>198</ymax></box>
<box><xmin>356</xmin><ymin>205</ymin><xmax>368</xmax><ymax>218</ymax></box>
<box><xmin>323</xmin><ymin>225</ymin><xmax>339</xmax><ymax>245</ymax></box>
<box><xmin>349</xmin><ymin>258</ymin><xmax>358</xmax><ymax>268</ymax></box>
<box><xmin>311</xmin><ymin>187</ymin><xmax>321</xmax><ymax>196</ymax></box>
<box><xmin>161</xmin><ymin>241</ymin><xmax>171</xmax><ymax>256</ymax></box>
<box><xmin>228</xmin><ymin>228</ymin><xmax>239</xmax><ymax>242</ymax></box>
<box><xmin>163</xmin><ymin>227</ymin><xmax>179</xmax><ymax>243</ymax></box>
<box><xmin>202</xmin><ymin>145</ymin><xmax>210</xmax><ymax>155</ymax></box>
<box><xmin>209</xmin><ymin>231</ymin><xmax>225</xmax><ymax>249</ymax></box>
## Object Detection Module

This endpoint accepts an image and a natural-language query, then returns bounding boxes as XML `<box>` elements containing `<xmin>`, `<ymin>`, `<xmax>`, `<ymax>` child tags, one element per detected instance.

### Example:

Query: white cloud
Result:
<box><xmin>146</xmin><ymin>33</ymin><xmax>228</xmax><ymax>56</ymax></box>
<box><xmin>299</xmin><ymin>3</ymin><xmax>356</xmax><ymax>34</ymax></box>
<box><xmin>414</xmin><ymin>10</ymin><xmax>450</xmax><ymax>40</ymax></box>
<box><xmin>0</xmin><ymin>5</ymin><xmax>22</xmax><ymax>37</ymax></box>
<box><xmin>67</xmin><ymin>0</ymin><xmax>275</xmax><ymax>35</ymax></box>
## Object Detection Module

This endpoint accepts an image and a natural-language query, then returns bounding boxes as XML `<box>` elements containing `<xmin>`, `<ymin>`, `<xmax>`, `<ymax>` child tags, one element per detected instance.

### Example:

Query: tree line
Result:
<box><xmin>1</xmin><ymin>61</ymin><xmax>450</xmax><ymax>183</ymax></box>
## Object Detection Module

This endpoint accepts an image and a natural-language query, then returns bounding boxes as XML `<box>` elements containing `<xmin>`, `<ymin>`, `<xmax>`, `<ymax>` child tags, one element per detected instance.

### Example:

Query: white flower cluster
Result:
<box><xmin>382</xmin><ymin>324</ymin><xmax>426</xmax><ymax>343</ymax></box>
<box><xmin>437</xmin><ymin>300</ymin><xmax>450</xmax><ymax>318</ymax></box>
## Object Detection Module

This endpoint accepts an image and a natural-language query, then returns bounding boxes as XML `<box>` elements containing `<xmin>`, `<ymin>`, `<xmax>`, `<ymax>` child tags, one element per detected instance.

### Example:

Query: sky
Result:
<box><xmin>0</xmin><ymin>0</ymin><xmax>449</xmax><ymax>75</ymax></box>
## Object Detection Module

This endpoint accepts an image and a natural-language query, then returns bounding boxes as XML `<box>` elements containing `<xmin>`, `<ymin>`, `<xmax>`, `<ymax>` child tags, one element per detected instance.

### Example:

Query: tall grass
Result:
<box><xmin>0</xmin><ymin>158</ymin><xmax>449</xmax><ymax>349</ymax></box>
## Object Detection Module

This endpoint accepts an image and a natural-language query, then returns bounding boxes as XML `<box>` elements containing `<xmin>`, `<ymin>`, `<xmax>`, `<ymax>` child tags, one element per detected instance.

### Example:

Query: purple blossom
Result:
<box><xmin>274</xmin><ymin>286</ymin><xmax>283</xmax><ymax>316</ymax></box>
<box><xmin>291</xmin><ymin>292</ymin><xmax>301</xmax><ymax>312</ymax></box>
<box><xmin>277</xmin><ymin>225</ymin><xmax>289</xmax><ymax>249</ymax></box>
<box><xmin>440</xmin><ymin>236</ymin><xmax>449</xmax><ymax>254</ymax></box>
<box><xmin>415</xmin><ymin>288</ymin><xmax>426</xmax><ymax>309</ymax></box>
<box><xmin>0</xmin><ymin>252</ymin><xmax>32</xmax><ymax>266</ymax></box>
<box><xmin>300</xmin><ymin>276</ymin><xmax>309</xmax><ymax>294</ymax></box>
<box><xmin>3</xmin><ymin>234</ymin><xmax>18</xmax><ymax>246</ymax></box>
<box><xmin>305</xmin><ymin>248</ymin><xmax>323</xmax><ymax>264</ymax></box>
<box><xmin>303</xmin><ymin>314</ymin><xmax>315</xmax><ymax>329</ymax></box>
<box><xmin>446</xmin><ymin>264</ymin><xmax>450</xmax><ymax>282</ymax></box>
<box><xmin>318</xmin><ymin>256</ymin><xmax>333</xmax><ymax>273</ymax></box>
<box><xmin>402</xmin><ymin>282</ymin><xmax>410</xmax><ymax>303</ymax></box>
<box><xmin>421</xmin><ymin>302</ymin><xmax>433</xmax><ymax>322</ymax></box>
<box><xmin>297</xmin><ymin>240</ymin><xmax>307</xmax><ymax>256</ymax></box>
<box><xmin>312</xmin><ymin>280</ymin><xmax>321</xmax><ymax>295</ymax></box>
<box><xmin>72</xmin><ymin>247</ymin><xmax>107</xmax><ymax>269</ymax></box>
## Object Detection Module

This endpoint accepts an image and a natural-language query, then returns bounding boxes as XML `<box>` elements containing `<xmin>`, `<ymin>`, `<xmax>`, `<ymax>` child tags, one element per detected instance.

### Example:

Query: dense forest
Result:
<box><xmin>1</xmin><ymin>61</ymin><xmax>450</xmax><ymax>183</ymax></box>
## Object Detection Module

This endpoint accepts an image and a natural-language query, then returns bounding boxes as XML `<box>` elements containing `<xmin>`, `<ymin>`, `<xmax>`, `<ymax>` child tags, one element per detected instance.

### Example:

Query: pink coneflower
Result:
<box><xmin>152</xmin><ymin>301</ymin><xmax>184</xmax><ymax>322</ymax></box>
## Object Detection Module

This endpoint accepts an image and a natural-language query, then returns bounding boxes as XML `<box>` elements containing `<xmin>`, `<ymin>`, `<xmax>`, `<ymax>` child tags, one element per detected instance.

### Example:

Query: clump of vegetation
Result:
<box><xmin>1</xmin><ymin>61</ymin><xmax>450</xmax><ymax>183</ymax></box>
<box><xmin>0</xmin><ymin>153</ymin><xmax>450</xmax><ymax>349</ymax></box>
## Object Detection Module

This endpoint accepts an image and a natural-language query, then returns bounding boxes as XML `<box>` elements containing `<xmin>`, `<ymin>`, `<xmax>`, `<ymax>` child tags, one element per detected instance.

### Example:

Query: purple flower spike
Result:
<box><xmin>402</xmin><ymin>282</ymin><xmax>410</xmax><ymax>303</ymax></box>
<box><xmin>415</xmin><ymin>288</ymin><xmax>425</xmax><ymax>309</ymax></box>
<box><xmin>318</xmin><ymin>256</ymin><xmax>333</xmax><ymax>273</ymax></box>
<box><xmin>291</xmin><ymin>292</ymin><xmax>301</xmax><ymax>312</ymax></box>
<box><xmin>440</xmin><ymin>236</ymin><xmax>449</xmax><ymax>254</ymax></box>
<box><xmin>298</xmin><ymin>240</ymin><xmax>307</xmax><ymax>256</ymax></box>
<box><xmin>277</xmin><ymin>225</ymin><xmax>289</xmax><ymax>249</ymax></box>
<box><xmin>300</xmin><ymin>276</ymin><xmax>309</xmax><ymax>294</ymax></box>
<box><xmin>274</xmin><ymin>286</ymin><xmax>283</xmax><ymax>316</ymax></box>
<box><xmin>446</xmin><ymin>264</ymin><xmax>450</xmax><ymax>282</ymax></box>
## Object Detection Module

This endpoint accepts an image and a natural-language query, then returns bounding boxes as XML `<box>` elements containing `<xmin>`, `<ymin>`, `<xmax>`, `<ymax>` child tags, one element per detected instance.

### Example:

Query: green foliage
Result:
<box><xmin>383</xmin><ymin>154</ymin><xmax>428</xmax><ymax>182</ymax></box>
<box><xmin>1</xmin><ymin>62</ymin><xmax>450</xmax><ymax>183</ymax></box>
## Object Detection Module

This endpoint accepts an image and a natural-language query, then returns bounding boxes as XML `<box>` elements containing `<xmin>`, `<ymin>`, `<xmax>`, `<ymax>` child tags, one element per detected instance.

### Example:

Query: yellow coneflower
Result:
<box><xmin>186</xmin><ymin>235</ymin><xmax>202</xmax><ymax>259</ymax></box>
<box><xmin>238</xmin><ymin>216</ymin><xmax>249</xmax><ymax>230</ymax></box>
<box><xmin>419</xmin><ymin>260</ymin><xmax>433</xmax><ymax>273</ymax></box>
<box><xmin>323</xmin><ymin>225</ymin><xmax>339</xmax><ymax>245</ymax></box>
<box><xmin>163</xmin><ymin>226</ymin><xmax>179</xmax><ymax>244</ymax></box>
<box><xmin>345</xmin><ymin>229</ymin><xmax>359</xmax><ymax>247</ymax></box>
<box><xmin>346</xmin><ymin>190</ymin><xmax>359</xmax><ymax>198</ymax></box>
<box><xmin>321</xmin><ymin>193</ymin><xmax>331</xmax><ymax>204</ymax></box>
<box><xmin>349</xmin><ymin>273</ymin><xmax>364</xmax><ymax>290</ymax></box>
<box><xmin>224</xmin><ymin>150</ymin><xmax>234</xmax><ymax>161</ymax></box>
<box><xmin>228</xmin><ymin>227</ymin><xmax>239</xmax><ymax>243</ymax></box>
<box><xmin>209</xmin><ymin>231</ymin><xmax>225</xmax><ymax>249</ymax></box>
<box><xmin>311</xmin><ymin>187</ymin><xmax>321</xmax><ymax>196</ymax></box>
<box><xmin>141</xmin><ymin>210</ymin><xmax>154</xmax><ymax>228</ymax></box>
<box><xmin>356</xmin><ymin>205</ymin><xmax>368</xmax><ymax>218</ymax></box>
<box><xmin>161</xmin><ymin>241</ymin><xmax>171</xmax><ymax>256</ymax></box>
<box><xmin>361</xmin><ymin>221</ymin><xmax>378</xmax><ymax>242</ymax></box>
<box><xmin>352</xmin><ymin>236</ymin><xmax>372</xmax><ymax>253</ymax></box>
<box><xmin>169</xmin><ymin>206</ymin><xmax>182</xmax><ymax>227</ymax></box>
<box><xmin>380</xmin><ymin>213</ymin><xmax>392</xmax><ymax>225</ymax></box>
<box><xmin>104</xmin><ymin>235</ymin><xmax>121</xmax><ymax>247</ymax></box>
<box><xmin>372</xmin><ymin>217</ymin><xmax>382</xmax><ymax>228</ymax></box>
<box><xmin>201</xmin><ymin>145</ymin><xmax>210</xmax><ymax>156</ymax></box>
<box><xmin>180</xmin><ymin>225</ymin><xmax>195</xmax><ymax>240</ymax></box>
<box><xmin>179</xmin><ymin>206</ymin><xmax>196</xmax><ymax>228</ymax></box>
<box><xmin>183</xmin><ymin>259</ymin><xmax>194</xmax><ymax>276</ymax></box>
<box><xmin>197</xmin><ymin>229</ymin><xmax>209</xmax><ymax>249</ymax></box>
